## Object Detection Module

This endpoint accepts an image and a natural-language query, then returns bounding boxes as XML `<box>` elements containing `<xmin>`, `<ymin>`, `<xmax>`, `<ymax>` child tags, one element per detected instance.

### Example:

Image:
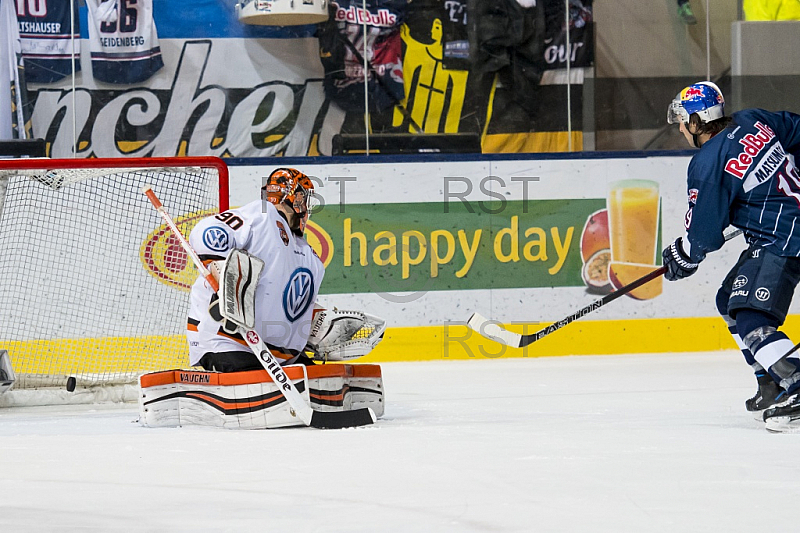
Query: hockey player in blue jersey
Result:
<box><xmin>661</xmin><ymin>81</ymin><xmax>800</xmax><ymax>433</ymax></box>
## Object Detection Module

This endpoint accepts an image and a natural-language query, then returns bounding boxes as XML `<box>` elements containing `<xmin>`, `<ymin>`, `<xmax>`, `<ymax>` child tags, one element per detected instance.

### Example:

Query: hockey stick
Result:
<box><xmin>142</xmin><ymin>186</ymin><xmax>375</xmax><ymax>429</ymax></box>
<box><xmin>469</xmin><ymin>229</ymin><xmax>744</xmax><ymax>349</ymax></box>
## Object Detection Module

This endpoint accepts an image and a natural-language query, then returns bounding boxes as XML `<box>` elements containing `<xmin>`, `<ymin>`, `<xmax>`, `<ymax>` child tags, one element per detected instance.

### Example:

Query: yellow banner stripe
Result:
<box><xmin>8</xmin><ymin>316</ymin><xmax>800</xmax><ymax>374</ymax></box>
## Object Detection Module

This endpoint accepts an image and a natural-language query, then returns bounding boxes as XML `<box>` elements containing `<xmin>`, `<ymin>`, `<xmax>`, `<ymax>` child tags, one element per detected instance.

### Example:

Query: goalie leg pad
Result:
<box><xmin>138</xmin><ymin>364</ymin><xmax>384</xmax><ymax>428</ymax></box>
<box><xmin>139</xmin><ymin>367</ymin><xmax>310</xmax><ymax>429</ymax></box>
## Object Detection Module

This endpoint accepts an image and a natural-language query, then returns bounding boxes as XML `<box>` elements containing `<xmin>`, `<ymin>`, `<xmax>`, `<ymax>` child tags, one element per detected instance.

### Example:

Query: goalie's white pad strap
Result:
<box><xmin>218</xmin><ymin>249</ymin><xmax>264</xmax><ymax>329</ymax></box>
<box><xmin>307</xmin><ymin>308</ymin><xmax>387</xmax><ymax>361</ymax></box>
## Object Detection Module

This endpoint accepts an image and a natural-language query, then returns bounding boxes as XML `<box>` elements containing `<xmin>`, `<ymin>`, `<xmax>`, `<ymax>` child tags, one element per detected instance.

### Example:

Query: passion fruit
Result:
<box><xmin>608</xmin><ymin>261</ymin><xmax>663</xmax><ymax>300</ymax></box>
<box><xmin>581</xmin><ymin>248</ymin><xmax>613</xmax><ymax>294</ymax></box>
<box><xmin>580</xmin><ymin>209</ymin><xmax>610</xmax><ymax>262</ymax></box>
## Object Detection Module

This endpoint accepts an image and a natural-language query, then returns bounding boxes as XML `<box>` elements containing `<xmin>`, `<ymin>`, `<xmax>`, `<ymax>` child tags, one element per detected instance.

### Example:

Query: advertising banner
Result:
<box><xmin>18</xmin><ymin>0</ymin><xmax>593</xmax><ymax>158</ymax></box>
<box><xmin>219</xmin><ymin>155</ymin><xmax>750</xmax><ymax>330</ymax></box>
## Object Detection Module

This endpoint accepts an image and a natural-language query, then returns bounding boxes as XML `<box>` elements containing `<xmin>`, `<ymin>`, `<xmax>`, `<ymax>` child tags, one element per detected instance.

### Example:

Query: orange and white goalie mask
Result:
<box><xmin>261</xmin><ymin>168</ymin><xmax>317</xmax><ymax>236</ymax></box>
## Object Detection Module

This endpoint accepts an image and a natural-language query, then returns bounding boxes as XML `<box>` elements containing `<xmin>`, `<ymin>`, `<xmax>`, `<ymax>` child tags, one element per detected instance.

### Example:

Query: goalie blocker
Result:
<box><xmin>139</xmin><ymin>363</ymin><xmax>384</xmax><ymax>429</ymax></box>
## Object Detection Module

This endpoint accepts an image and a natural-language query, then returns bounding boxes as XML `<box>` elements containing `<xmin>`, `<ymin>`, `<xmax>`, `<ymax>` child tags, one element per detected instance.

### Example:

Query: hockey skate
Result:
<box><xmin>762</xmin><ymin>393</ymin><xmax>800</xmax><ymax>433</ymax></box>
<box><xmin>745</xmin><ymin>373</ymin><xmax>784</xmax><ymax>420</ymax></box>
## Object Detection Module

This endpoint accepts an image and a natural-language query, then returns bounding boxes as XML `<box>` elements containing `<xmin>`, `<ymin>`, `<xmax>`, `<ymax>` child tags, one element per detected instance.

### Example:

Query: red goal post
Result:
<box><xmin>0</xmin><ymin>156</ymin><xmax>229</xmax><ymax>404</ymax></box>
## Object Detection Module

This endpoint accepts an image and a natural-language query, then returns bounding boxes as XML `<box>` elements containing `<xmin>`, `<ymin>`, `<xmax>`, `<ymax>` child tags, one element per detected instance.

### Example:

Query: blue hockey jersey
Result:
<box><xmin>16</xmin><ymin>0</ymin><xmax>81</xmax><ymax>83</ymax></box>
<box><xmin>684</xmin><ymin>108</ymin><xmax>800</xmax><ymax>262</ymax></box>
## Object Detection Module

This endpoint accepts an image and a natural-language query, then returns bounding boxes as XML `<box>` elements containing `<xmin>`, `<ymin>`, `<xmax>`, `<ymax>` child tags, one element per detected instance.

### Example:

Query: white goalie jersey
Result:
<box><xmin>187</xmin><ymin>200</ymin><xmax>325</xmax><ymax>366</ymax></box>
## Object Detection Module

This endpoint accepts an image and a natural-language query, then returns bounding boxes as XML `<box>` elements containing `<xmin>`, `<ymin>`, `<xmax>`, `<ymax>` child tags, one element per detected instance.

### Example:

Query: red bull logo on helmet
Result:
<box><xmin>683</xmin><ymin>86</ymin><xmax>704</xmax><ymax>99</ymax></box>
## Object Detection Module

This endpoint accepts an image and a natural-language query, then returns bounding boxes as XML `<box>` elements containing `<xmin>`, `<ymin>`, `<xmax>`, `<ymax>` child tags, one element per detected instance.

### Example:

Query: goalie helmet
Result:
<box><xmin>262</xmin><ymin>168</ymin><xmax>316</xmax><ymax>235</ymax></box>
<box><xmin>667</xmin><ymin>81</ymin><xmax>725</xmax><ymax>125</ymax></box>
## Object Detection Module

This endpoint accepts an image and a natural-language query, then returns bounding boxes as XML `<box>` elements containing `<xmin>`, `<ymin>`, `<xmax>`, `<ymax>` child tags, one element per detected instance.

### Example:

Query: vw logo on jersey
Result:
<box><xmin>733</xmin><ymin>275</ymin><xmax>748</xmax><ymax>290</ymax></box>
<box><xmin>283</xmin><ymin>267</ymin><xmax>315</xmax><ymax>322</ymax></box>
<box><xmin>202</xmin><ymin>227</ymin><xmax>230</xmax><ymax>252</ymax></box>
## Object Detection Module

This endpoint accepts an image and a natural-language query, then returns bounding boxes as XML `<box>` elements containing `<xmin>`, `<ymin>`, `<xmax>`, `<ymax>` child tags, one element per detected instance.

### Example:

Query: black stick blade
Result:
<box><xmin>310</xmin><ymin>408</ymin><xmax>376</xmax><ymax>429</ymax></box>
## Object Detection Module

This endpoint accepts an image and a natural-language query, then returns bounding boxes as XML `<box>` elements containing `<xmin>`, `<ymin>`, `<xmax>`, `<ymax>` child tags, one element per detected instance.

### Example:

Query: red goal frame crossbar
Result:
<box><xmin>0</xmin><ymin>156</ymin><xmax>230</xmax><ymax>211</ymax></box>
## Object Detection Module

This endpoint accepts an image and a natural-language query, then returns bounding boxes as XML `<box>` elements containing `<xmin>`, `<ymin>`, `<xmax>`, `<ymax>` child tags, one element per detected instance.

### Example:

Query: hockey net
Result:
<box><xmin>0</xmin><ymin>157</ymin><xmax>228</xmax><ymax>405</ymax></box>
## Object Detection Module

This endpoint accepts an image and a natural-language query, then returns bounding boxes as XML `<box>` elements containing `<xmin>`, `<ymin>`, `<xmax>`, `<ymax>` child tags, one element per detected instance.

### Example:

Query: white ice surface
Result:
<box><xmin>1</xmin><ymin>351</ymin><xmax>799</xmax><ymax>533</ymax></box>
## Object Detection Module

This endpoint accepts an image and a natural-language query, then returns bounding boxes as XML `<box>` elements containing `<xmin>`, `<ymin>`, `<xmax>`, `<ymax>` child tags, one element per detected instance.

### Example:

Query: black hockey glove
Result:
<box><xmin>662</xmin><ymin>237</ymin><xmax>699</xmax><ymax>281</ymax></box>
<box><xmin>208</xmin><ymin>293</ymin><xmax>239</xmax><ymax>334</ymax></box>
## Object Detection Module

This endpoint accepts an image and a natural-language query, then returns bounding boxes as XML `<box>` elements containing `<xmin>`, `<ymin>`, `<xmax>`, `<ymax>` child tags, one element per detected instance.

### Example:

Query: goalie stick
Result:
<box><xmin>469</xmin><ymin>228</ymin><xmax>744</xmax><ymax>349</ymax></box>
<box><xmin>142</xmin><ymin>186</ymin><xmax>375</xmax><ymax>429</ymax></box>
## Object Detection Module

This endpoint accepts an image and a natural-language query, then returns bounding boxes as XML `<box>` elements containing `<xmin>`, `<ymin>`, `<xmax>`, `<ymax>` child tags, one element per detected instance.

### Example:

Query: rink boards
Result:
<box><xmin>8</xmin><ymin>152</ymin><xmax>799</xmax><ymax>373</ymax></box>
<box><xmin>224</xmin><ymin>153</ymin><xmax>800</xmax><ymax>361</ymax></box>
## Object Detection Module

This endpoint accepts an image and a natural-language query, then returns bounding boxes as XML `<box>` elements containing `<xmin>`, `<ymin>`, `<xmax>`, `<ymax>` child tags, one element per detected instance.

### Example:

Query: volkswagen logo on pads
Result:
<box><xmin>755</xmin><ymin>287</ymin><xmax>771</xmax><ymax>301</ymax></box>
<box><xmin>202</xmin><ymin>227</ymin><xmax>230</xmax><ymax>252</ymax></box>
<box><xmin>283</xmin><ymin>267</ymin><xmax>314</xmax><ymax>322</ymax></box>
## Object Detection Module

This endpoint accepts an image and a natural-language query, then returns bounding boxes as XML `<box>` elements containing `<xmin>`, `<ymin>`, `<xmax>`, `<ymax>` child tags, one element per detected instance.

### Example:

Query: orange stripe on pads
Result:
<box><xmin>185</xmin><ymin>392</ymin><xmax>281</xmax><ymax>411</ymax></box>
<box><xmin>139</xmin><ymin>364</ymin><xmax>382</xmax><ymax>389</ymax></box>
<box><xmin>310</xmin><ymin>390</ymin><xmax>346</xmax><ymax>402</ymax></box>
<box><xmin>187</xmin><ymin>323</ymin><xmax>198</xmax><ymax>332</ymax></box>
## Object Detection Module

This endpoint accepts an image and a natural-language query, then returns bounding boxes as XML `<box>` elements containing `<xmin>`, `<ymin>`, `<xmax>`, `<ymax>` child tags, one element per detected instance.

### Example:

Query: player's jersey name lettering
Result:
<box><xmin>725</xmin><ymin>121</ymin><xmax>777</xmax><ymax>179</ymax></box>
<box><xmin>18</xmin><ymin>21</ymin><xmax>63</xmax><ymax>34</ymax></box>
<box><xmin>99</xmin><ymin>36</ymin><xmax>147</xmax><ymax>48</ymax></box>
<box><xmin>743</xmin><ymin>142</ymin><xmax>787</xmax><ymax>193</ymax></box>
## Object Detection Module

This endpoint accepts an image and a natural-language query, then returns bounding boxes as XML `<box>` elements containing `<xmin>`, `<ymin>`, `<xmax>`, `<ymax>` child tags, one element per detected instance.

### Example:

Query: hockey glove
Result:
<box><xmin>208</xmin><ymin>293</ymin><xmax>239</xmax><ymax>335</ymax></box>
<box><xmin>662</xmin><ymin>237</ymin><xmax>699</xmax><ymax>281</ymax></box>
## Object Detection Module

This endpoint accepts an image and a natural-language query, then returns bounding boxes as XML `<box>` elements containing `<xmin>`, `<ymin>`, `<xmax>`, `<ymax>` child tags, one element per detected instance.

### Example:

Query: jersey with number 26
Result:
<box><xmin>683</xmin><ymin>108</ymin><xmax>800</xmax><ymax>263</ymax></box>
<box><xmin>187</xmin><ymin>200</ymin><xmax>325</xmax><ymax>365</ymax></box>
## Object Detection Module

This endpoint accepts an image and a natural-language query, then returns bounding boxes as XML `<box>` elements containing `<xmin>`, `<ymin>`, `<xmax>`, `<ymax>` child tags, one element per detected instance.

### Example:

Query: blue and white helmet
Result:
<box><xmin>667</xmin><ymin>81</ymin><xmax>725</xmax><ymax>125</ymax></box>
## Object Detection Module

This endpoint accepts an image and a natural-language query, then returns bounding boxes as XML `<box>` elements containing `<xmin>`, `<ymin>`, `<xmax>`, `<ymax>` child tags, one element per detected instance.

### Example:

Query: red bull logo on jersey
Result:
<box><xmin>724</xmin><ymin>122</ymin><xmax>776</xmax><ymax>179</ymax></box>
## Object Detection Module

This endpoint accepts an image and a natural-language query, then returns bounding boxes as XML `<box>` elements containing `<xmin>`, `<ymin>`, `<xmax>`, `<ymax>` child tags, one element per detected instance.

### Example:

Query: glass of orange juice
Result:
<box><xmin>608</xmin><ymin>179</ymin><xmax>660</xmax><ymax>266</ymax></box>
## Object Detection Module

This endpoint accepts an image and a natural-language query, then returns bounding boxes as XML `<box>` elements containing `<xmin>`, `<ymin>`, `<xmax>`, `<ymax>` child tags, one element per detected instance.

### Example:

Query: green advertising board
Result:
<box><xmin>308</xmin><ymin>199</ymin><xmax>606</xmax><ymax>295</ymax></box>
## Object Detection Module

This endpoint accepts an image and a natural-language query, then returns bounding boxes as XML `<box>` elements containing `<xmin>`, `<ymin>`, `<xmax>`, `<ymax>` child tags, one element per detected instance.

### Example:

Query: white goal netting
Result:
<box><xmin>0</xmin><ymin>157</ymin><xmax>226</xmax><ymax>399</ymax></box>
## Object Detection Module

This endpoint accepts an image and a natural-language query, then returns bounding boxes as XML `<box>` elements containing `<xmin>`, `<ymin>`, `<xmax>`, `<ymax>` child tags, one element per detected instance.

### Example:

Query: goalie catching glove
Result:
<box><xmin>306</xmin><ymin>308</ymin><xmax>387</xmax><ymax>361</ymax></box>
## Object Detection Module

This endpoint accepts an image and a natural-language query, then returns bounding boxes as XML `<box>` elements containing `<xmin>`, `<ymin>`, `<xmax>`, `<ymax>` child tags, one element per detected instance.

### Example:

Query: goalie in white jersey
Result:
<box><xmin>187</xmin><ymin>168</ymin><xmax>386</xmax><ymax>372</ymax></box>
<box><xmin>188</xmin><ymin>168</ymin><xmax>322</xmax><ymax>371</ymax></box>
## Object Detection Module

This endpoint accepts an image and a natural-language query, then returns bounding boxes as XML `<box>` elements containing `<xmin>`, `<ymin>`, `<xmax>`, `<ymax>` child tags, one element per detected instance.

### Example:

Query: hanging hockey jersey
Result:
<box><xmin>85</xmin><ymin>0</ymin><xmax>163</xmax><ymax>84</ymax></box>
<box><xmin>317</xmin><ymin>0</ymin><xmax>408</xmax><ymax>112</ymax></box>
<box><xmin>683</xmin><ymin>109</ymin><xmax>800</xmax><ymax>263</ymax></box>
<box><xmin>2</xmin><ymin>0</ymin><xmax>28</xmax><ymax>139</ymax></box>
<box><xmin>441</xmin><ymin>0</ymin><xmax>469</xmax><ymax>70</ymax></box>
<box><xmin>15</xmin><ymin>0</ymin><xmax>80</xmax><ymax>83</ymax></box>
<box><xmin>187</xmin><ymin>200</ymin><xmax>325</xmax><ymax>366</ymax></box>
